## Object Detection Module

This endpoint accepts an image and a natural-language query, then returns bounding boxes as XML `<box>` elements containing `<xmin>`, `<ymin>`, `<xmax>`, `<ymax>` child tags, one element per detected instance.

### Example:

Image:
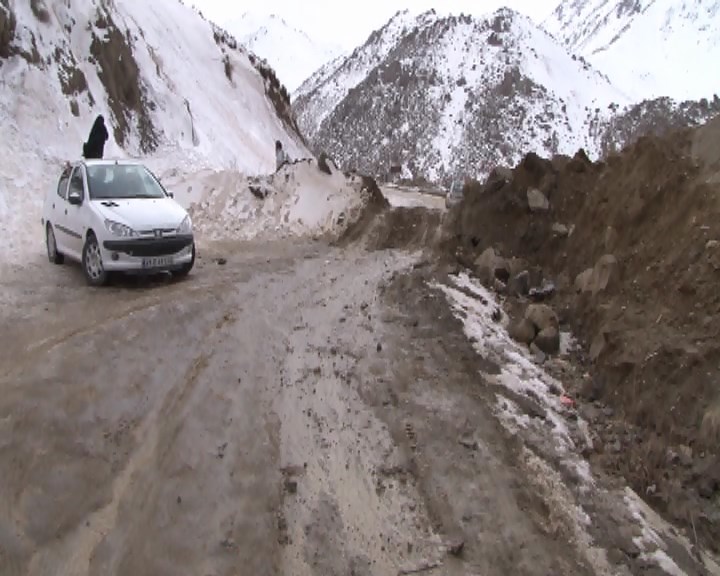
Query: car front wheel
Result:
<box><xmin>82</xmin><ymin>233</ymin><xmax>109</xmax><ymax>286</ymax></box>
<box><xmin>46</xmin><ymin>224</ymin><xmax>64</xmax><ymax>265</ymax></box>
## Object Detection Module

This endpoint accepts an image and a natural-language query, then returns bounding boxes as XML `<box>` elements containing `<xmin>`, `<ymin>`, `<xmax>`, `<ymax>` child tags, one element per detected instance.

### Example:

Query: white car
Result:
<box><xmin>42</xmin><ymin>160</ymin><xmax>195</xmax><ymax>286</ymax></box>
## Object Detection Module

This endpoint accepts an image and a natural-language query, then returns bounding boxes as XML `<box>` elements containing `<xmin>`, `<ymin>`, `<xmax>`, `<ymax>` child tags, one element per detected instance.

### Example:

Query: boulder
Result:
<box><xmin>589</xmin><ymin>254</ymin><xmax>620</xmax><ymax>296</ymax></box>
<box><xmin>527</xmin><ymin>188</ymin><xmax>549</xmax><ymax>212</ymax></box>
<box><xmin>529</xmin><ymin>342</ymin><xmax>547</xmax><ymax>364</ymax></box>
<box><xmin>484</xmin><ymin>166</ymin><xmax>513</xmax><ymax>193</ymax></box>
<box><xmin>552</xmin><ymin>223</ymin><xmax>569</xmax><ymax>237</ymax></box>
<box><xmin>575</xmin><ymin>268</ymin><xmax>593</xmax><ymax>293</ymax></box>
<box><xmin>534</xmin><ymin>327</ymin><xmax>560</xmax><ymax>355</ymax></box>
<box><xmin>474</xmin><ymin>248</ymin><xmax>510</xmax><ymax>285</ymax></box>
<box><xmin>579</xmin><ymin>375</ymin><xmax>605</xmax><ymax>402</ymax></box>
<box><xmin>508</xmin><ymin>270</ymin><xmax>530</xmax><ymax>296</ymax></box>
<box><xmin>528</xmin><ymin>266</ymin><xmax>544</xmax><ymax>289</ymax></box>
<box><xmin>509</xmin><ymin>318</ymin><xmax>536</xmax><ymax>345</ymax></box>
<box><xmin>525</xmin><ymin>304</ymin><xmax>559</xmax><ymax>332</ymax></box>
<box><xmin>529</xmin><ymin>281</ymin><xmax>556</xmax><ymax>302</ymax></box>
<box><xmin>508</xmin><ymin>257</ymin><xmax>529</xmax><ymax>278</ymax></box>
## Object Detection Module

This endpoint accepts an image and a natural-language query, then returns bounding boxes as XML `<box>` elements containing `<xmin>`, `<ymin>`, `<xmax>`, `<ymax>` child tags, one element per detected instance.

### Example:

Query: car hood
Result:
<box><xmin>91</xmin><ymin>198</ymin><xmax>188</xmax><ymax>230</ymax></box>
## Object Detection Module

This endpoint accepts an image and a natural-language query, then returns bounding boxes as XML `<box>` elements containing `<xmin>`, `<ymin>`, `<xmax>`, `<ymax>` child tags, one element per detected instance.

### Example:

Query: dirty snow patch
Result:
<box><xmin>432</xmin><ymin>272</ymin><xmax>594</xmax><ymax>489</ymax></box>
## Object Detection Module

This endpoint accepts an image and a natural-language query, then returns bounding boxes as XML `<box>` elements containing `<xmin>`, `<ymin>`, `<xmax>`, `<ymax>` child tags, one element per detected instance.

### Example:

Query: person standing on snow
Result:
<box><xmin>83</xmin><ymin>114</ymin><xmax>109</xmax><ymax>160</ymax></box>
<box><xmin>275</xmin><ymin>140</ymin><xmax>290</xmax><ymax>172</ymax></box>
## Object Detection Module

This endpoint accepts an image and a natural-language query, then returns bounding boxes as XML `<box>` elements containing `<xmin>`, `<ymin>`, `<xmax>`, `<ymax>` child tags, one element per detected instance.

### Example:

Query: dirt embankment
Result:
<box><xmin>440</xmin><ymin>114</ymin><xmax>720</xmax><ymax>552</ymax></box>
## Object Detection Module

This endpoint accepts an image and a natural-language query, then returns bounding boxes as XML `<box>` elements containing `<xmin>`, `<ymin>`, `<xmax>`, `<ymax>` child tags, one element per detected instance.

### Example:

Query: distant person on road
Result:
<box><xmin>83</xmin><ymin>114</ymin><xmax>109</xmax><ymax>160</ymax></box>
<box><xmin>275</xmin><ymin>140</ymin><xmax>290</xmax><ymax>172</ymax></box>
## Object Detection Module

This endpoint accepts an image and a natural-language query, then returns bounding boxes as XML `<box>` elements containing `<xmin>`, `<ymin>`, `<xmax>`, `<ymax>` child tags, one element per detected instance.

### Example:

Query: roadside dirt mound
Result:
<box><xmin>340</xmin><ymin>202</ymin><xmax>443</xmax><ymax>251</ymax></box>
<box><xmin>336</xmin><ymin>175</ymin><xmax>444</xmax><ymax>251</ymax></box>
<box><xmin>446</xmin><ymin>114</ymin><xmax>720</xmax><ymax>552</ymax></box>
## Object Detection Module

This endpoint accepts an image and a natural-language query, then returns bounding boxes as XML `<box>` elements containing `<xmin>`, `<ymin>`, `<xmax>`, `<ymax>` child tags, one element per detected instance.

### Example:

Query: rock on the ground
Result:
<box><xmin>484</xmin><ymin>166</ymin><xmax>513</xmax><ymax>193</ymax></box>
<box><xmin>509</xmin><ymin>318</ymin><xmax>536</xmax><ymax>345</ymax></box>
<box><xmin>591</xmin><ymin>254</ymin><xmax>620</xmax><ymax>295</ymax></box>
<box><xmin>534</xmin><ymin>326</ymin><xmax>560</xmax><ymax>355</ymax></box>
<box><xmin>525</xmin><ymin>304</ymin><xmax>559</xmax><ymax>332</ymax></box>
<box><xmin>575</xmin><ymin>268</ymin><xmax>593</xmax><ymax>293</ymax></box>
<box><xmin>527</xmin><ymin>188</ymin><xmax>550</xmax><ymax>212</ymax></box>
<box><xmin>508</xmin><ymin>270</ymin><xmax>530</xmax><ymax>296</ymax></box>
<box><xmin>529</xmin><ymin>342</ymin><xmax>547</xmax><ymax>364</ymax></box>
<box><xmin>474</xmin><ymin>247</ymin><xmax>510</xmax><ymax>285</ymax></box>
<box><xmin>529</xmin><ymin>281</ymin><xmax>556</xmax><ymax>301</ymax></box>
<box><xmin>552</xmin><ymin>223</ymin><xmax>569</xmax><ymax>237</ymax></box>
<box><xmin>576</xmin><ymin>254</ymin><xmax>620</xmax><ymax>296</ymax></box>
<box><xmin>579</xmin><ymin>375</ymin><xmax>605</xmax><ymax>402</ymax></box>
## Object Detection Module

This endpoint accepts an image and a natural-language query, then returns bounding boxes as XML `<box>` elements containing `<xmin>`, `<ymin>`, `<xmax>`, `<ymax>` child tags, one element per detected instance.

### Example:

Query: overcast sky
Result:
<box><xmin>190</xmin><ymin>1</ymin><xmax>559</xmax><ymax>50</ymax></box>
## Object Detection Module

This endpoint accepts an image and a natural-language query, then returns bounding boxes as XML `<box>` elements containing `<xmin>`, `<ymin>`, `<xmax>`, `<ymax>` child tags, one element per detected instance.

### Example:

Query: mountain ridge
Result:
<box><xmin>294</xmin><ymin>8</ymin><xmax>630</xmax><ymax>183</ymax></box>
<box><xmin>224</xmin><ymin>11</ymin><xmax>344</xmax><ymax>93</ymax></box>
<box><xmin>543</xmin><ymin>0</ymin><xmax>720</xmax><ymax>100</ymax></box>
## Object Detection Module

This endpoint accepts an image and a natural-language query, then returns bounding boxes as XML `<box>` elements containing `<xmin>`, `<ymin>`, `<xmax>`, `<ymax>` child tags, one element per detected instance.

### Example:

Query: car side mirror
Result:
<box><xmin>68</xmin><ymin>191</ymin><xmax>82</xmax><ymax>206</ymax></box>
<box><xmin>168</xmin><ymin>192</ymin><xmax>174</xmax><ymax>199</ymax></box>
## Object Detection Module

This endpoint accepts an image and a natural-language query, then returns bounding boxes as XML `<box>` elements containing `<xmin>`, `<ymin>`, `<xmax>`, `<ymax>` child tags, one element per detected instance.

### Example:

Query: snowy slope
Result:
<box><xmin>224</xmin><ymin>13</ymin><xmax>343</xmax><ymax>93</ymax></box>
<box><xmin>544</xmin><ymin>0</ymin><xmax>720</xmax><ymax>100</ymax></box>
<box><xmin>295</xmin><ymin>8</ymin><xmax>630</xmax><ymax>183</ymax></box>
<box><xmin>0</xmin><ymin>0</ymin><xmax>308</xmax><ymax>266</ymax></box>
<box><xmin>293</xmin><ymin>9</ymin><xmax>429</xmax><ymax>136</ymax></box>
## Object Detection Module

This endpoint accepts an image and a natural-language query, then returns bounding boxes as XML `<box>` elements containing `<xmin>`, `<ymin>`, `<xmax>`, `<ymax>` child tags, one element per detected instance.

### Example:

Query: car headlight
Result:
<box><xmin>177</xmin><ymin>215</ymin><xmax>193</xmax><ymax>234</ymax></box>
<box><xmin>105</xmin><ymin>219</ymin><xmax>138</xmax><ymax>238</ymax></box>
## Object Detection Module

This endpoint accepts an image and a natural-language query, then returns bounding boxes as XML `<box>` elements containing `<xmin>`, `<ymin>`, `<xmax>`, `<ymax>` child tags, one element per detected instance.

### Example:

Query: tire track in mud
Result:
<box><xmin>271</xmin><ymin>250</ymin><xmax>449</xmax><ymax>575</ymax></box>
<box><xmin>18</xmin><ymin>304</ymin><xmax>239</xmax><ymax>576</ymax></box>
<box><xmin>23</xmin><ymin>346</ymin><xmax>214</xmax><ymax>576</ymax></box>
<box><xmin>0</xmin><ymin>272</ymin><xmax>235</xmax><ymax>382</ymax></box>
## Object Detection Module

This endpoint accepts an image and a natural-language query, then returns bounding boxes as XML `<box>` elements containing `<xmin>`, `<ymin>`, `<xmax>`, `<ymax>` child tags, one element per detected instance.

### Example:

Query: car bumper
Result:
<box><xmin>101</xmin><ymin>235</ymin><xmax>194</xmax><ymax>272</ymax></box>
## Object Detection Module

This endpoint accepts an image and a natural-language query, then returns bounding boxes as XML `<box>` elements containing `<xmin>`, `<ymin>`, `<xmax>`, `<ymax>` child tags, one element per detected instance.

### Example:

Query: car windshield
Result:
<box><xmin>86</xmin><ymin>164</ymin><xmax>167</xmax><ymax>200</ymax></box>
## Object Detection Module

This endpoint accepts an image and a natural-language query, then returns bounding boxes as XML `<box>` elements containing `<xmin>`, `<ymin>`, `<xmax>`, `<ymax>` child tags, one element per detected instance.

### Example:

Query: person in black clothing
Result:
<box><xmin>83</xmin><ymin>114</ymin><xmax>109</xmax><ymax>159</ymax></box>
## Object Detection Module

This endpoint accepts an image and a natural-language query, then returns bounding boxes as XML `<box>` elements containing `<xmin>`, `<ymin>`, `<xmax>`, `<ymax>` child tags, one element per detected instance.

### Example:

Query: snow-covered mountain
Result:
<box><xmin>224</xmin><ymin>12</ymin><xmax>344</xmax><ymax>93</ymax></box>
<box><xmin>0</xmin><ymin>0</ymin><xmax>306</xmax><ymax>264</ymax></box>
<box><xmin>544</xmin><ymin>0</ymin><xmax>720</xmax><ymax>100</ymax></box>
<box><xmin>294</xmin><ymin>8</ymin><xmax>631</xmax><ymax>183</ymax></box>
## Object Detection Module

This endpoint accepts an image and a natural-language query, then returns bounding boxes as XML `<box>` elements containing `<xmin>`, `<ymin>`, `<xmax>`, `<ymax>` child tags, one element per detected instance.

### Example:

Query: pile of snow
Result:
<box><xmin>544</xmin><ymin>0</ymin><xmax>720</xmax><ymax>100</ymax></box>
<box><xmin>224</xmin><ymin>12</ymin><xmax>344</xmax><ymax>93</ymax></box>
<box><xmin>167</xmin><ymin>160</ymin><xmax>371</xmax><ymax>242</ymax></box>
<box><xmin>0</xmin><ymin>0</ymin><xmax>306</xmax><ymax>267</ymax></box>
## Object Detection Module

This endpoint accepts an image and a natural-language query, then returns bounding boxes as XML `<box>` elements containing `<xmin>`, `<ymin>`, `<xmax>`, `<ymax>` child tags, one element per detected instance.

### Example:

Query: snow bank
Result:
<box><xmin>168</xmin><ymin>160</ymin><xmax>371</xmax><ymax>242</ymax></box>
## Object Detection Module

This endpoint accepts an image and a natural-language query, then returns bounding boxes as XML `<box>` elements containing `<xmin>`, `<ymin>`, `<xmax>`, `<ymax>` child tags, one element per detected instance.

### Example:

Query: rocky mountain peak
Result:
<box><xmin>294</xmin><ymin>7</ymin><xmax>628</xmax><ymax>184</ymax></box>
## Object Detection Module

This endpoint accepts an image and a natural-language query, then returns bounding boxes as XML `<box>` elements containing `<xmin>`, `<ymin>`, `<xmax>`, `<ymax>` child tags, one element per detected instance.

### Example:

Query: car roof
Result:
<box><xmin>81</xmin><ymin>159</ymin><xmax>144</xmax><ymax>168</ymax></box>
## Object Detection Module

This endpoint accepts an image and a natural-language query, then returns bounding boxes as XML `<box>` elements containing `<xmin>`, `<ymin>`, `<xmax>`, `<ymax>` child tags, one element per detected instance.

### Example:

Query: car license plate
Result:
<box><xmin>142</xmin><ymin>256</ymin><xmax>173</xmax><ymax>269</ymax></box>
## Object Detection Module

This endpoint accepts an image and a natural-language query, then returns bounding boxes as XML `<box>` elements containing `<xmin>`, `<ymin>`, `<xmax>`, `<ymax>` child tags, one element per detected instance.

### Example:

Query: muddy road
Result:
<box><xmin>0</xmin><ymin>241</ymin><xmax>717</xmax><ymax>576</ymax></box>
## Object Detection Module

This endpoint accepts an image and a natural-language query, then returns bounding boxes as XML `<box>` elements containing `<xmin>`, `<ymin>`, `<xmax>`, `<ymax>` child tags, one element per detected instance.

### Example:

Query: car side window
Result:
<box><xmin>57</xmin><ymin>173</ymin><xmax>70</xmax><ymax>200</ymax></box>
<box><xmin>68</xmin><ymin>167</ymin><xmax>85</xmax><ymax>201</ymax></box>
